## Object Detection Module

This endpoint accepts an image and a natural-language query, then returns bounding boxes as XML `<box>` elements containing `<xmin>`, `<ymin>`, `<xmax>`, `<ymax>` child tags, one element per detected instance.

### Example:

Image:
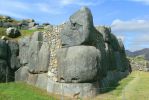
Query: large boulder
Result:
<box><xmin>6</xmin><ymin>27</ymin><xmax>21</xmax><ymax>38</ymax></box>
<box><xmin>61</xmin><ymin>7</ymin><xmax>96</xmax><ymax>47</ymax></box>
<box><xmin>18</xmin><ymin>36</ymin><xmax>30</xmax><ymax>65</ymax></box>
<box><xmin>28</xmin><ymin>32</ymin><xmax>43</xmax><ymax>73</ymax></box>
<box><xmin>38</xmin><ymin>42</ymin><xmax>50</xmax><ymax>73</ymax></box>
<box><xmin>28</xmin><ymin>31</ymin><xmax>50</xmax><ymax>73</ymax></box>
<box><xmin>57</xmin><ymin>46</ymin><xmax>100</xmax><ymax>83</ymax></box>
<box><xmin>0</xmin><ymin>40</ymin><xmax>7</xmax><ymax>60</ymax></box>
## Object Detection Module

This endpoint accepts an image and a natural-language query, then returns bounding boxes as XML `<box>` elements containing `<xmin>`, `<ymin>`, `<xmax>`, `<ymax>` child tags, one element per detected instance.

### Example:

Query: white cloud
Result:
<box><xmin>0</xmin><ymin>9</ymin><xmax>28</xmax><ymax>19</ymax></box>
<box><xmin>129</xmin><ymin>0</ymin><xmax>149</xmax><ymax>5</ymax></box>
<box><xmin>111</xmin><ymin>19</ymin><xmax>149</xmax><ymax>33</ymax></box>
<box><xmin>59</xmin><ymin>0</ymin><xmax>102</xmax><ymax>6</ymax></box>
<box><xmin>35</xmin><ymin>3</ymin><xmax>63</xmax><ymax>15</ymax></box>
<box><xmin>111</xmin><ymin>19</ymin><xmax>149</xmax><ymax>51</ymax></box>
<box><xmin>0</xmin><ymin>0</ymin><xmax>103</xmax><ymax>19</ymax></box>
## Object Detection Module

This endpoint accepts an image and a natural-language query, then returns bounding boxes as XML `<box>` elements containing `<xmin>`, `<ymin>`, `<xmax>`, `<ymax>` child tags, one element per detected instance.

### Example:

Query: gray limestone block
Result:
<box><xmin>38</xmin><ymin>42</ymin><xmax>50</xmax><ymax>73</ymax></box>
<box><xmin>15</xmin><ymin>66</ymin><xmax>29</xmax><ymax>82</ymax></box>
<box><xmin>31</xmin><ymin>31</ymin><xmax>43</xmax><ymax>42</ymax></box>
<box><xmin>57</xmin><ymin>46</ymin><xmax>100</xmax><ymax>83</ymax></box>
<box><xmin>18</xmin><ymin>36</ymin><xmax>30</xmax><ymax>65</ymax></box>
<box><xmin>36</xmin><ymin>73</ymin><xmax>48</xmax><ymax>90</ymax></box>
<box><xmin>28</xmin><ymin>31</ymin><xmax>50</xmax><ymax>73</ymax></box>
<box><xmin>61</xmin><ymin>7</ymin><xmax>96</xmax><ymax>47</ymax></box>
<box><xmin>27</xmin><ymin>73</ymin><xmax>38</xmax><ymax>85</ymax></box>
<box><xmin>28</xmin><ymin>31</ymin><xmax>43</xmax><ymax>73</ymax></box>
<box><xmin>47</xmin><ymin>78</ymin><xmax>99</xmax><ymax>98</ymax></box>
<box><xmin>28</xmin><ymin>41</ymin><xmax>41</xmax><ymax>73</ymax></box>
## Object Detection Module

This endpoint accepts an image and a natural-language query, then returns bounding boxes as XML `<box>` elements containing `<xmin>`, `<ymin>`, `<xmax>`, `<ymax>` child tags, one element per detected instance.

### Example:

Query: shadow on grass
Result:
<box><xmin>99</xmin><ymin>73</ymin><xmax>135</xmax><ymax>94</ymax></box>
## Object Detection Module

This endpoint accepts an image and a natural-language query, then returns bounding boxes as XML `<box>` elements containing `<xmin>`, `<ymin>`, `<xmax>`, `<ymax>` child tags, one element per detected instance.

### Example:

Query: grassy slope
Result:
<box><xmin>0</xmin><ymin>82</ymin><xmax>57</xmax><ymax>100</ymax></box>
<box><xmin>0</xmin><ymin>27</ymin><xmax>44</xmax><ymax>40</ymax></box>
<box><xmin>94</xmin><ymin>71</ymin><xmax>149</xmax><ymax>100</ymax></box>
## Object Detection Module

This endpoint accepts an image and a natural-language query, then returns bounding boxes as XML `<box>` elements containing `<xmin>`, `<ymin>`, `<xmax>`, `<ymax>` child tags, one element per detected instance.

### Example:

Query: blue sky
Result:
<box><xmin>0</xmin><ymin>0</ymin><xmax>149</xmax><ymax>51</ymax></box>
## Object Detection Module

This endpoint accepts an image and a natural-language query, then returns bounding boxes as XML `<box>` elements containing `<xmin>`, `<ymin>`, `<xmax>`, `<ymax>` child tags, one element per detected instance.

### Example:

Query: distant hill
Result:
<box><xmin>126</xmin><ymin>48</ymin><xmax>149</xmax><ymax>60</ymax></box>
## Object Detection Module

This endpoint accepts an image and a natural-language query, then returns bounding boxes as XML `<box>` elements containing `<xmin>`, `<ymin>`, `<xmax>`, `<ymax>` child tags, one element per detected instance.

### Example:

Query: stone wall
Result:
<box><xmin>0</xmin><ymin>6</ymin><xmax>130</xmax><ymax>98</ymax></box>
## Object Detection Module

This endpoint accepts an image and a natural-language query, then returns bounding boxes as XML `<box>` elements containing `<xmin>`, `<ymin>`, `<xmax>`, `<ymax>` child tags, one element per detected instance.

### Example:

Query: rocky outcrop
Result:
<box><xmin>6</xmin><ymin>27</ymin><xmax>21</xmax><ymax>38</ymax></box>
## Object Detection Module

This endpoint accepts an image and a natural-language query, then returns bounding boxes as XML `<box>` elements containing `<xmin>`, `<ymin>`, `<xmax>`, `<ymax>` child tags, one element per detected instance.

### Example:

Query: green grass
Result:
<box><xmin>0</xmin><ymin>27</ymin><xmax>6</xmax><ymax>37</ymax></box>
<box><xmin>0</xmin><ymin>82</ymin><xmax>57</xmax><ymax>100</ymax></box>
<box><xmin>94</xmin><ymin>71</ymin><xmax>149</xmax><ymax>100</ymax></box>
<box><xmin>0</xmin><ymin>27</ymin><xmax>44</xmax><ymax>40</ymax></box>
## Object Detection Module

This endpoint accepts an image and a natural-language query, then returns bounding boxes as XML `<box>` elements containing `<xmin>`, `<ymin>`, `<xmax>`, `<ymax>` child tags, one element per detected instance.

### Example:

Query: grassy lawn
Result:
<box><xmin>0</xmin><ymin>82</ymin><xmax>57</xmax><ymax>100</ymax></box>
<box><xmin>94</xmin><ymin>71</ymin><xmax>149</xmax><ymax>100</ymax></box>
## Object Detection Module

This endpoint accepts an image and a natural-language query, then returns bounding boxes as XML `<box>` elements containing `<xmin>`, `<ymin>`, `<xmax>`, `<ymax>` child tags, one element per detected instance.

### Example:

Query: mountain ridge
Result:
<box><xmin>126</xmin><ymin>48</ymin><xmax>149</xmax><ymax>60</ymax></box>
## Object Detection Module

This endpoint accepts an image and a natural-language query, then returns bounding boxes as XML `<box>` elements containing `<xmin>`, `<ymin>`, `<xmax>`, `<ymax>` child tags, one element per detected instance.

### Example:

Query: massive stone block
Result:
<box><xmin>28</xmin><ymin>31</ymin><xmax>50</xmax><ymax>73</ymax></box>
<box><xmin>47</xmin><ymin>79</ymin><xmax>99</xmax><ymax>98</ymax></box>
<box><xmin>57</xmin><ymin>46</ymin><xmax>100</xmax><ymax>83</ymax></box>
<box><xmin>61</xmin><ymin>7</ymin><xmax>96</xmax><ymax>47</ymax></box>
<box><xmin>18</xmin><ymin>36</ymin><xmax>30</xmax><ymax>65</ymax></box>
<box><xmin>28</xmin><ymin>32</ymin><xmax>43</xmax><ymax>73</ymax></box>
<box><xmin>15</xmin><ymin>66</ymin><xmax>29</xmax><ymax>82</ymax></box>
<box><xmin>36</xmin><ymin>73</ymin><xmax>48</xmax><ymax>90</ymax></box>
<box><xmin>38</xmin><ymin>42</ymin><xmax>50</xmax><ymax>73</ymax></box>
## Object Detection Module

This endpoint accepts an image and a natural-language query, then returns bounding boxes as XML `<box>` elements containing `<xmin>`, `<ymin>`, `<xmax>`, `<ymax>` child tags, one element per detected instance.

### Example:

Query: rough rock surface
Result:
<box><xmin>47</xmin><ymin>79</ymin><xmax>99</xmax><ymax>98</ymax></box>
<box><xmin>57</xmin><ymin>46</ymin><xmax>100</xmax><ymax>83</ymax></box>
<box><xmin>18</xmin><ymin>36</ymin><xmax>30</xmax><ymax>65</ymax></box>
<box><xmin>28</xmin><ymin>31</ymin><xmax>50</xmax><ymax>73</ymax></box>
<box><xmin>35</xmin><ymin>73</ymin><xmax>48</xmax><ymax>89</ymax></box>
<box><xmin>61</xmin><ymin>7</ymin><xmax>96</xmax><ymax>47</ymax></box>
<box><xmin>15</xmin><ymin>66</ymin><xmax>29</xmax><ymax>82</ymax></box>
